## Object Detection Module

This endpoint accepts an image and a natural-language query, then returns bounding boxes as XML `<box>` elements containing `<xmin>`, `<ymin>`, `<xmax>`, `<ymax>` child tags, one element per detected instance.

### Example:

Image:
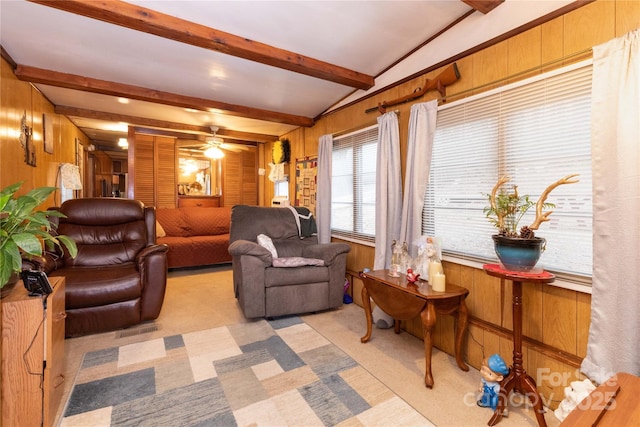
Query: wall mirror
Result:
<box><xmin>177</xmin><ymin>145</ymin><xmax>222</xmax><ymax>196</ymax></box>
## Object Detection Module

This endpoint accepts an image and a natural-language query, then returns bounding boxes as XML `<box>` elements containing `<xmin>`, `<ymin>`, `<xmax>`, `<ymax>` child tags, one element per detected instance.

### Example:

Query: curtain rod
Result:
<box><xmin>440</xmin><ymin>48</ymin><xmax>592</xmax><ymax>103</ymax></box>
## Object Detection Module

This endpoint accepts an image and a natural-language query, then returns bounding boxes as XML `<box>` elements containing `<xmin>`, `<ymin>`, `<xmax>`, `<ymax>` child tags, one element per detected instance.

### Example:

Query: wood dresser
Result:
<box><xmin>2</xmin><ymin>276</ymin><xmax>66</xmax><ymax>427</ymax></box>
<box><xmin>177</xmin><ymin>195</ymin><xmax>221</xmax><ymax>207</ymax></box>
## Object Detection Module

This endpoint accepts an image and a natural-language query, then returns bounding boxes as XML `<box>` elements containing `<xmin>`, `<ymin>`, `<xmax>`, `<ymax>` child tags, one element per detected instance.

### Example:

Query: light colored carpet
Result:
<box><xmin>55</xmin><ymin>265</ymin><xmax>560</xmax><ymax>427</ymax></box>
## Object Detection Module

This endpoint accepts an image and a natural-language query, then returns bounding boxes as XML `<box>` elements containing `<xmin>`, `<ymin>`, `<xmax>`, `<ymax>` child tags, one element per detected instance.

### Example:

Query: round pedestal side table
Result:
<box><xmin>482</xmin><ymin>263</ymin><xmax>555</xmax><ymax>427</ymax></box>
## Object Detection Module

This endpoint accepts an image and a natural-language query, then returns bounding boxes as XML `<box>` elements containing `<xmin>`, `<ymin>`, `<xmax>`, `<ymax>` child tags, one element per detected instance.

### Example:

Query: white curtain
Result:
<box><xmin>316</xmin><ymin>134</ymin><xmax>333</xmax><ymax>244</ymax></box>
<box><xmin>373</xmin><ymin>112</ymin><xmax>402</xmax><ymax>269</ymax></box>
<box><xmin>399</xmin><ymin>100</ymin><xmax>438</xmax><ymax>258</ymax></box>
<box><xmin>581</xmin><ymin>29</ymin><xmax>640</xmax><ymax>384</ymax></box>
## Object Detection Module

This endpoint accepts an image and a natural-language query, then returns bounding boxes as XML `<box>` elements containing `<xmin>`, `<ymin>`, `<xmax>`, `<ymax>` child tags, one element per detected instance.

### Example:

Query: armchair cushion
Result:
<box><xmin>272</xmin><ymin>257</ymin><xmax>324</xmax><ymax>268</ymax></box>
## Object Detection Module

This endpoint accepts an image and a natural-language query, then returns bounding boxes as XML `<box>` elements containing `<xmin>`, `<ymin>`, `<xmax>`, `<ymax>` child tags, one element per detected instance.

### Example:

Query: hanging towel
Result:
<box><xmin>287</xmin><ymin>206</ymin><xmax>317</xmax><ymax>238</ymax></box>
<box><xmin>60</xmin><ymin>163</ymin><xmax>83</xmax><ymax>190</ymax></box>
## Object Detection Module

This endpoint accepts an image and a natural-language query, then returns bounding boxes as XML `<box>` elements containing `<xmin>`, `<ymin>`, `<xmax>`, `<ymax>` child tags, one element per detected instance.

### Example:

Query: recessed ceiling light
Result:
<box><xmin>105</xmin><ymin>123</ymin><xmax>129</xmax><ymax>132</ymax></box>
<box><xmin>184</xmin><ymin>108</ymin><xmax>198</xmax><ymax>113</ymax></box>
<box><xmin>118</xmin><ymin>97</ymin><xmax>130</xmax><ymax>104</ymax></box>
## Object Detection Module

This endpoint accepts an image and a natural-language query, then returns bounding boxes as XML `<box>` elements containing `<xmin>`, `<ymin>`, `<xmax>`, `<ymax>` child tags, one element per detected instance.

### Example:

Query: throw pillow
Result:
<box><xmin>257</xmin><ymin>234</ymin><xmax>278</xmax><ymax>258</ymax></box>
<box><xmin>156</xmin><ymin>220</ymin><xmax>166</xmax><ymax>238</ymax></box>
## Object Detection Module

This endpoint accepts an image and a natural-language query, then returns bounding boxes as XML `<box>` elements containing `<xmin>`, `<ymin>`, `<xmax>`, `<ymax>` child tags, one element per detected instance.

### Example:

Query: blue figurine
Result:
<box><xmin>477</xmin><ymin>354</ymin><xmax>509</xmax><ymax>411</ymax></box>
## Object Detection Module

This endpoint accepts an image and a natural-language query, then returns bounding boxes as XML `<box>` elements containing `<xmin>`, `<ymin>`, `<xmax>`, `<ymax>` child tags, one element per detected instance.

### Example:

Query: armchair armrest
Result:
<box><xmin>136</xmin><ymin>244</ymin><xmax>169</xmax><ymax>269</ymax></box>
<box><xmin>137</xmin><ymin>244</ymin><xmax>169</xmax><ymax>321</ymax></box>
<box><xmin>302</xmin><ymin>243</ymin><xmax>351</xmax><ymax>265</ymax></box>
<box><xmin>40</xmin><ymin>251</ymin><xmax>65</xmax><ymax>273</ymax></box>
<box><xmin>22</xmin><ymin>255</ymin><xmax>48</xmax><ymax>272</ymax></box>
<box><xmin>228</xmin><ymin>240</ymin><xmax>273</xmax><ymax>266</ymax></box>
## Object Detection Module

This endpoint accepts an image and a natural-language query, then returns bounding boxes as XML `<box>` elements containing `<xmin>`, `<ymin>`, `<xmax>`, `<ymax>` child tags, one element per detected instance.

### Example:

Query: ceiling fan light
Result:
<box><xmin>204</xmin><ymin>146</ymin><xmax>224</xmax><ymax>159</ymax></box>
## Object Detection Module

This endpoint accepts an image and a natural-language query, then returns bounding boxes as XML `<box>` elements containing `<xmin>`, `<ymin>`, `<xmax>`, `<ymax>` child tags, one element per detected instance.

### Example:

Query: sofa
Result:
<box><xmin>155</xmin><ymin>207</ymin><xmax>232</xmax><ymax>269</ymax></box>
<box><xmin>43</xmin><ymin>198</ymin><xmax>169</xmax><ymax>337</ymax></box>
<box><xmin>228</xmin><ymin>205</ymin><xmax>351</xmax><ymax>319</ymax></box>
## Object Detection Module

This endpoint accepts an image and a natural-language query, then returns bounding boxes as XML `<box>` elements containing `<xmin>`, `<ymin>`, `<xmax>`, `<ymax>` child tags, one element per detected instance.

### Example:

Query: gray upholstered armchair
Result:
<box><xmin>228</xmin><ymin>205</ymin><xmax>350</xmax><ymax>318</ymax></box>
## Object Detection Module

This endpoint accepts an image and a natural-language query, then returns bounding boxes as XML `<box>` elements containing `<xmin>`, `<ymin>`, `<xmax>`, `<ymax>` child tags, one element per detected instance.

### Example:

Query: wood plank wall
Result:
<box><xmin>277</xmin><ymin>0</ymin><xmax>640</xmax><ymax>409</ymax></box>
<box><xmin>0</xmin><ymin>59</ymin><xmax>90</xmax><ymax>205</ymax></box>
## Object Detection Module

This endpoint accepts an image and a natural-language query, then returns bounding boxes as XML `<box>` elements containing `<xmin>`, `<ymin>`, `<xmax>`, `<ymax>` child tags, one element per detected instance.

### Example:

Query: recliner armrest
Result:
<box><xmin>228</xmin><ymin>240</ymin><xmax>273</xmax><ymax>266</ymax></box>
<box><xmin>302</xmin><ymin>243</ymin><xmax>351</xmax><ymax>265</ymax></box>
<box><xmin>41</xmin><ymin>251</ymin><xmax>65</xmax><ymax>273</ymax></box>
<box><xmin>136</xmin><ymin>244</ymin><xmax>169</xmax><ymax>268</ymax></box>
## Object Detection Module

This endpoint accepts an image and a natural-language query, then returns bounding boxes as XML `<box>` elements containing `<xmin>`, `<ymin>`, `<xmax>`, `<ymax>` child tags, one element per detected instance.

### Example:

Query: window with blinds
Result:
<box><xmin>331</xmin><ymin>125</ymin><xmax>378</xmax><ymax>244</ymax></box>
<box><xmin>423</xmin><ymin>60</ymin><xmax>593</xmax><ymax>278</ymax></box>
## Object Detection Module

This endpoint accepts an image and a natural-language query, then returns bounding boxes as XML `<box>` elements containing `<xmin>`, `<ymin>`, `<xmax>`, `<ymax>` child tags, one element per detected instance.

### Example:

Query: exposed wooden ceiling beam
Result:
<box><xmin>55</xmin><ymin>106</ymin><xmax>278</xmax><ymax>143</ymax></box>
<box><xmin>28</xmin><ymin>0</ymin><xmax>375</xmax><ymax>90</ymax></box>
<box><xmin>16</xmin><ymin>64</ymin><xmax>313</xmax><ymax>127</ymax></box>
<box><xmin>215</xmin><ymin>128</ymin><xmax>277</xmax><ymax>144</ymax></box>
<box><xmin>462</xmin><ymin>0</ymin><xmax>504</xmax><ymax>15</ymax></box>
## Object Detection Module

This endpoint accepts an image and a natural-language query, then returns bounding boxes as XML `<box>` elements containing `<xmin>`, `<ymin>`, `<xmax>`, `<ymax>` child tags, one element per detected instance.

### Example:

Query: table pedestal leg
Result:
<box><xmin>360</xmin><ymin>287</ymin><xmax>373</xmax><ymax>343</ymax></box>
<box><xmin>455</xmin><ymin>298</ymin><xmax>470</xmax><ymax>372</ymax></box>
<box><xmin>420</xmin><ymin>302</ymin><xmax>437</xmax><ymax>388</ymax></box>
<box><xmin>488</xmin><ymin>280</ymin><xmax>547</xmax><ymax>427</ymax></box>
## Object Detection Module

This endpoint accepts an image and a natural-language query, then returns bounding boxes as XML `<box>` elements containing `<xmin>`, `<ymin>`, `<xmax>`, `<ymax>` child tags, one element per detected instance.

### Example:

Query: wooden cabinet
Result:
<box><xmin>2</xmin><ymin>277</ymin><xmax>66</xmax><ymax>427</ymax></box>
<box><xmin>178</xmin><ymin>196</ymin><xmax>221</xmax><ymax>207</ymax></box>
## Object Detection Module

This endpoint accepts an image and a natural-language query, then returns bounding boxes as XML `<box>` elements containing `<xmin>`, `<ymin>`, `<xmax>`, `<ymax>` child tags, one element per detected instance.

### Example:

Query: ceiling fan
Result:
<box><xmin>198</xmin><ymin>126</ymin><xmax>251</xmax><ymax>159</ymax></box>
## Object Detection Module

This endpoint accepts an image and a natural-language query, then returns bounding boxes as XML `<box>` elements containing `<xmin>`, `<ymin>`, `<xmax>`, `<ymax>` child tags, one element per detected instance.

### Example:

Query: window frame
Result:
<box><xmin>423</xmin><ymin>60</ymin><xmax>593</xmax><ymax>285</ymax></box>
<box><xmin>330</xmin><ymin>124</ymin><xmax>379</xmax><ymax>245</ymax></box>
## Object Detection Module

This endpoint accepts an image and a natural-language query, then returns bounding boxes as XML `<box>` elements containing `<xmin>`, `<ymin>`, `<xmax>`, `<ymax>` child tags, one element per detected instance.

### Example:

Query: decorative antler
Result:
<box><xmin>528</xmin><ymin>174</ymin><xmax>580</xmax><ymax>230</ymax></box>
<box><xmin>490</xmin><ymin>175</ymin><xmax>511</xmax><ymax>230</ymax></box>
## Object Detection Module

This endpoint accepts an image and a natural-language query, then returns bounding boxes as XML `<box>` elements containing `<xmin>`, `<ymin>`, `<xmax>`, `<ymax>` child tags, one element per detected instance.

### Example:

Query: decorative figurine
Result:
<box><xmin>406</xmin><ymin>268</ymin><xmax>420</xmax><ymax>283</ymax></box>
<box><xmin>477</xmin><ymin>354</ymin><xmax>509</xmax><ymax>411</ymax></box>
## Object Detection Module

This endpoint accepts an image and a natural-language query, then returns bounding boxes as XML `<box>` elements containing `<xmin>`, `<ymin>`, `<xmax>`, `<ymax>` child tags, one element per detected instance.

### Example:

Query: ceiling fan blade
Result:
<box><xmin>221</xmin><ymin>142</ymin><xmax>251</xmax><ymax>151</ymax></box>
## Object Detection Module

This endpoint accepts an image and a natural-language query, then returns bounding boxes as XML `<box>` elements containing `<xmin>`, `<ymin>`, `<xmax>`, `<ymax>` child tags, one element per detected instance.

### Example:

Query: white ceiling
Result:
<box><xmin>0</xmin><ymin>0</ymin><xmax>575</xmax><ymax>150</ymax></box>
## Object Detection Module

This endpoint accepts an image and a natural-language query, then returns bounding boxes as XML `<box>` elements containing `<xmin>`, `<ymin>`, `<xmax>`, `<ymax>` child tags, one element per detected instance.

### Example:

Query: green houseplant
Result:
<box><xmin>483</xmin><ymin>174</ymin><xmax>579</xmax><ymax>271</ymax></box>
<box><xmin>0</xmin><ymin>182</ymin><xmax>78</xmax><ymax>289</ymax></box>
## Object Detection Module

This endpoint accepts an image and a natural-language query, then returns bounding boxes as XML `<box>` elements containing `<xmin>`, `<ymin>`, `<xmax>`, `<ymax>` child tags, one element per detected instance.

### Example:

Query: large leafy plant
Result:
<box><xmin>0</xmin><ymin>182</ymin><xmax>78</xmax><ymax>288</ymax></box>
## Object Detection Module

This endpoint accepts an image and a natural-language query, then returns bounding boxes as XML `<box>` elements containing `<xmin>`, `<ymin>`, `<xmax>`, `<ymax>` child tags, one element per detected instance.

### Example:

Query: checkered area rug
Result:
<box><xmin>60</xmin><ymin>316</ymin><xmax>433</xmax><ymax>426</ymax></box>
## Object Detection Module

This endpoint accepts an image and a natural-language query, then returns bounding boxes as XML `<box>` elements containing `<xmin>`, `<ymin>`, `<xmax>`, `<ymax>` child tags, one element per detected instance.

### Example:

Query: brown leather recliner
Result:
<box><xmin>44</xmin><ymin>198</ymin><xmax>169</xmax><ymax>337</ymax></box>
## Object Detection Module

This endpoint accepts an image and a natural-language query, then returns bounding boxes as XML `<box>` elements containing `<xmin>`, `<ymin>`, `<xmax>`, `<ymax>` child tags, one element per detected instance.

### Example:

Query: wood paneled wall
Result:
<box><xmin>280</xmin><ymin>0</ymin><xmax>639</xmax><ymax>409</ymax></box>
<box><xmin>0</xmin><ymin>58</ymin><xmax>90</xmax><ymax>206</ymax></box>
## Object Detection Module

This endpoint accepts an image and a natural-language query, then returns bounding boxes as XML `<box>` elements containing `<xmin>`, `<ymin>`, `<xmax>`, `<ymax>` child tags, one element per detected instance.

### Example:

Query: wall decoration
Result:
<box><xmin>295</xmin><ymin>156</ymin><xmax>317</xmax><ymax>215</ymax></box>
<box><xmin>19</xmin><ymin>111</ymin><xmax>36</xmax><ymax>166</ymax></box>
<box><xmin>272</xmin><ymin>138</ymin><xmax>290</xmax><ymax>164</ymax></box>
<box><xmin>43</xmin><ymin>113</ymin><xmax>54</xmax><ymax>154</ymax></box>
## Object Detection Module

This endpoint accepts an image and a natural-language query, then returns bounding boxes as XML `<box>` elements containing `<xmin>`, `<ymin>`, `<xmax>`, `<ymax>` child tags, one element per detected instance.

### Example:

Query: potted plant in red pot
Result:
<box><xmin>484</xmin><ymin>174</ymin><xmax>579</xmax><ymax>272</ymax></box>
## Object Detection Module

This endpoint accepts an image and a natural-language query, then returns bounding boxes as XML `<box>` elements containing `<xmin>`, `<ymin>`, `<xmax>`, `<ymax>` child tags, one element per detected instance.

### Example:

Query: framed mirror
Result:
<box><xmin>177</xmin><ymin>146</ymin><xmax>222</xmax><ymax>196</ymax></box>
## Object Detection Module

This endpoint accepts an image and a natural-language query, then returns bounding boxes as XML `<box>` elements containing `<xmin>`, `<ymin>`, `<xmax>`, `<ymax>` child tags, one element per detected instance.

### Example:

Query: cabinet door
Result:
<box><xmin>129</xmin><ymin>134</ymin><xmax>176</xmax><ymax>208</ymax></box>
<box><xmin>44</xmin><ymin>278</ymin><xmax>66</xmax><ymax>427</ymax></box>
<box><xmin>155</xmin><ymin>136</ymin><xmax>177</xmax><ymax>208</ymax></box>
<box><xmin>131</xmin><ymin>134</ymin><xmax>155</xmax><ymax>206</ymax></box>
<box><xmin>223</xmin><ymin>147</ymin><xmax>257</xmax><ymax>206</ymax></box>
<box><xmin>1</xmin><ymin>288</ymin><xmax>45</xmax><ymax>426</ymax></box>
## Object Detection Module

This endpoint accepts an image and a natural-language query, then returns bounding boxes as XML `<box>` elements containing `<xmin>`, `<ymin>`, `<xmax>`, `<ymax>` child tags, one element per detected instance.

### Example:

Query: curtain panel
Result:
<box><xmin>581</xmin><ymin>28</ymin><xmax>640</xmax><ymax>383</ymax></box>
<box><xmin>317</xmin><ymin>134</ymin><xmax>333</xmax><ymax>244</ymax></box>
<box><xmin>373</xmin><ymin>112</ymin><xmax>402</xmax><ymax>269</ymax></box>
<box><xmin>400</xmin><ymin>100</ymin><xmax>438</xmax><ymax>257</ymax></box>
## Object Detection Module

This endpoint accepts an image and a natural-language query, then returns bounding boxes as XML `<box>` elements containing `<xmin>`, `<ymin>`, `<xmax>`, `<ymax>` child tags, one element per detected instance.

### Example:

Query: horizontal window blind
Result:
<box><xmin>332</xmin><ymin>125</ymin><xmax>378</xmax><ymax>243</ymax></box>
<box><xmin>424</xmin><ymin>61</ymin><xmax>593</xmax><ymax>277</ymax></box>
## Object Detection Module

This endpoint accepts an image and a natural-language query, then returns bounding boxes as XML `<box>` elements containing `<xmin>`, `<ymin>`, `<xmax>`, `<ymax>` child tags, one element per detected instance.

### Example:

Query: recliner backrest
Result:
<box><xmin>230</xmin><ymin>205</ymin><xmax>302</xmax><ymax>243</ymax></box>
<box><xmin>55</xmin><ymin>198</ymin><xmax>152</xmax><ymax>267</ymax></box>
